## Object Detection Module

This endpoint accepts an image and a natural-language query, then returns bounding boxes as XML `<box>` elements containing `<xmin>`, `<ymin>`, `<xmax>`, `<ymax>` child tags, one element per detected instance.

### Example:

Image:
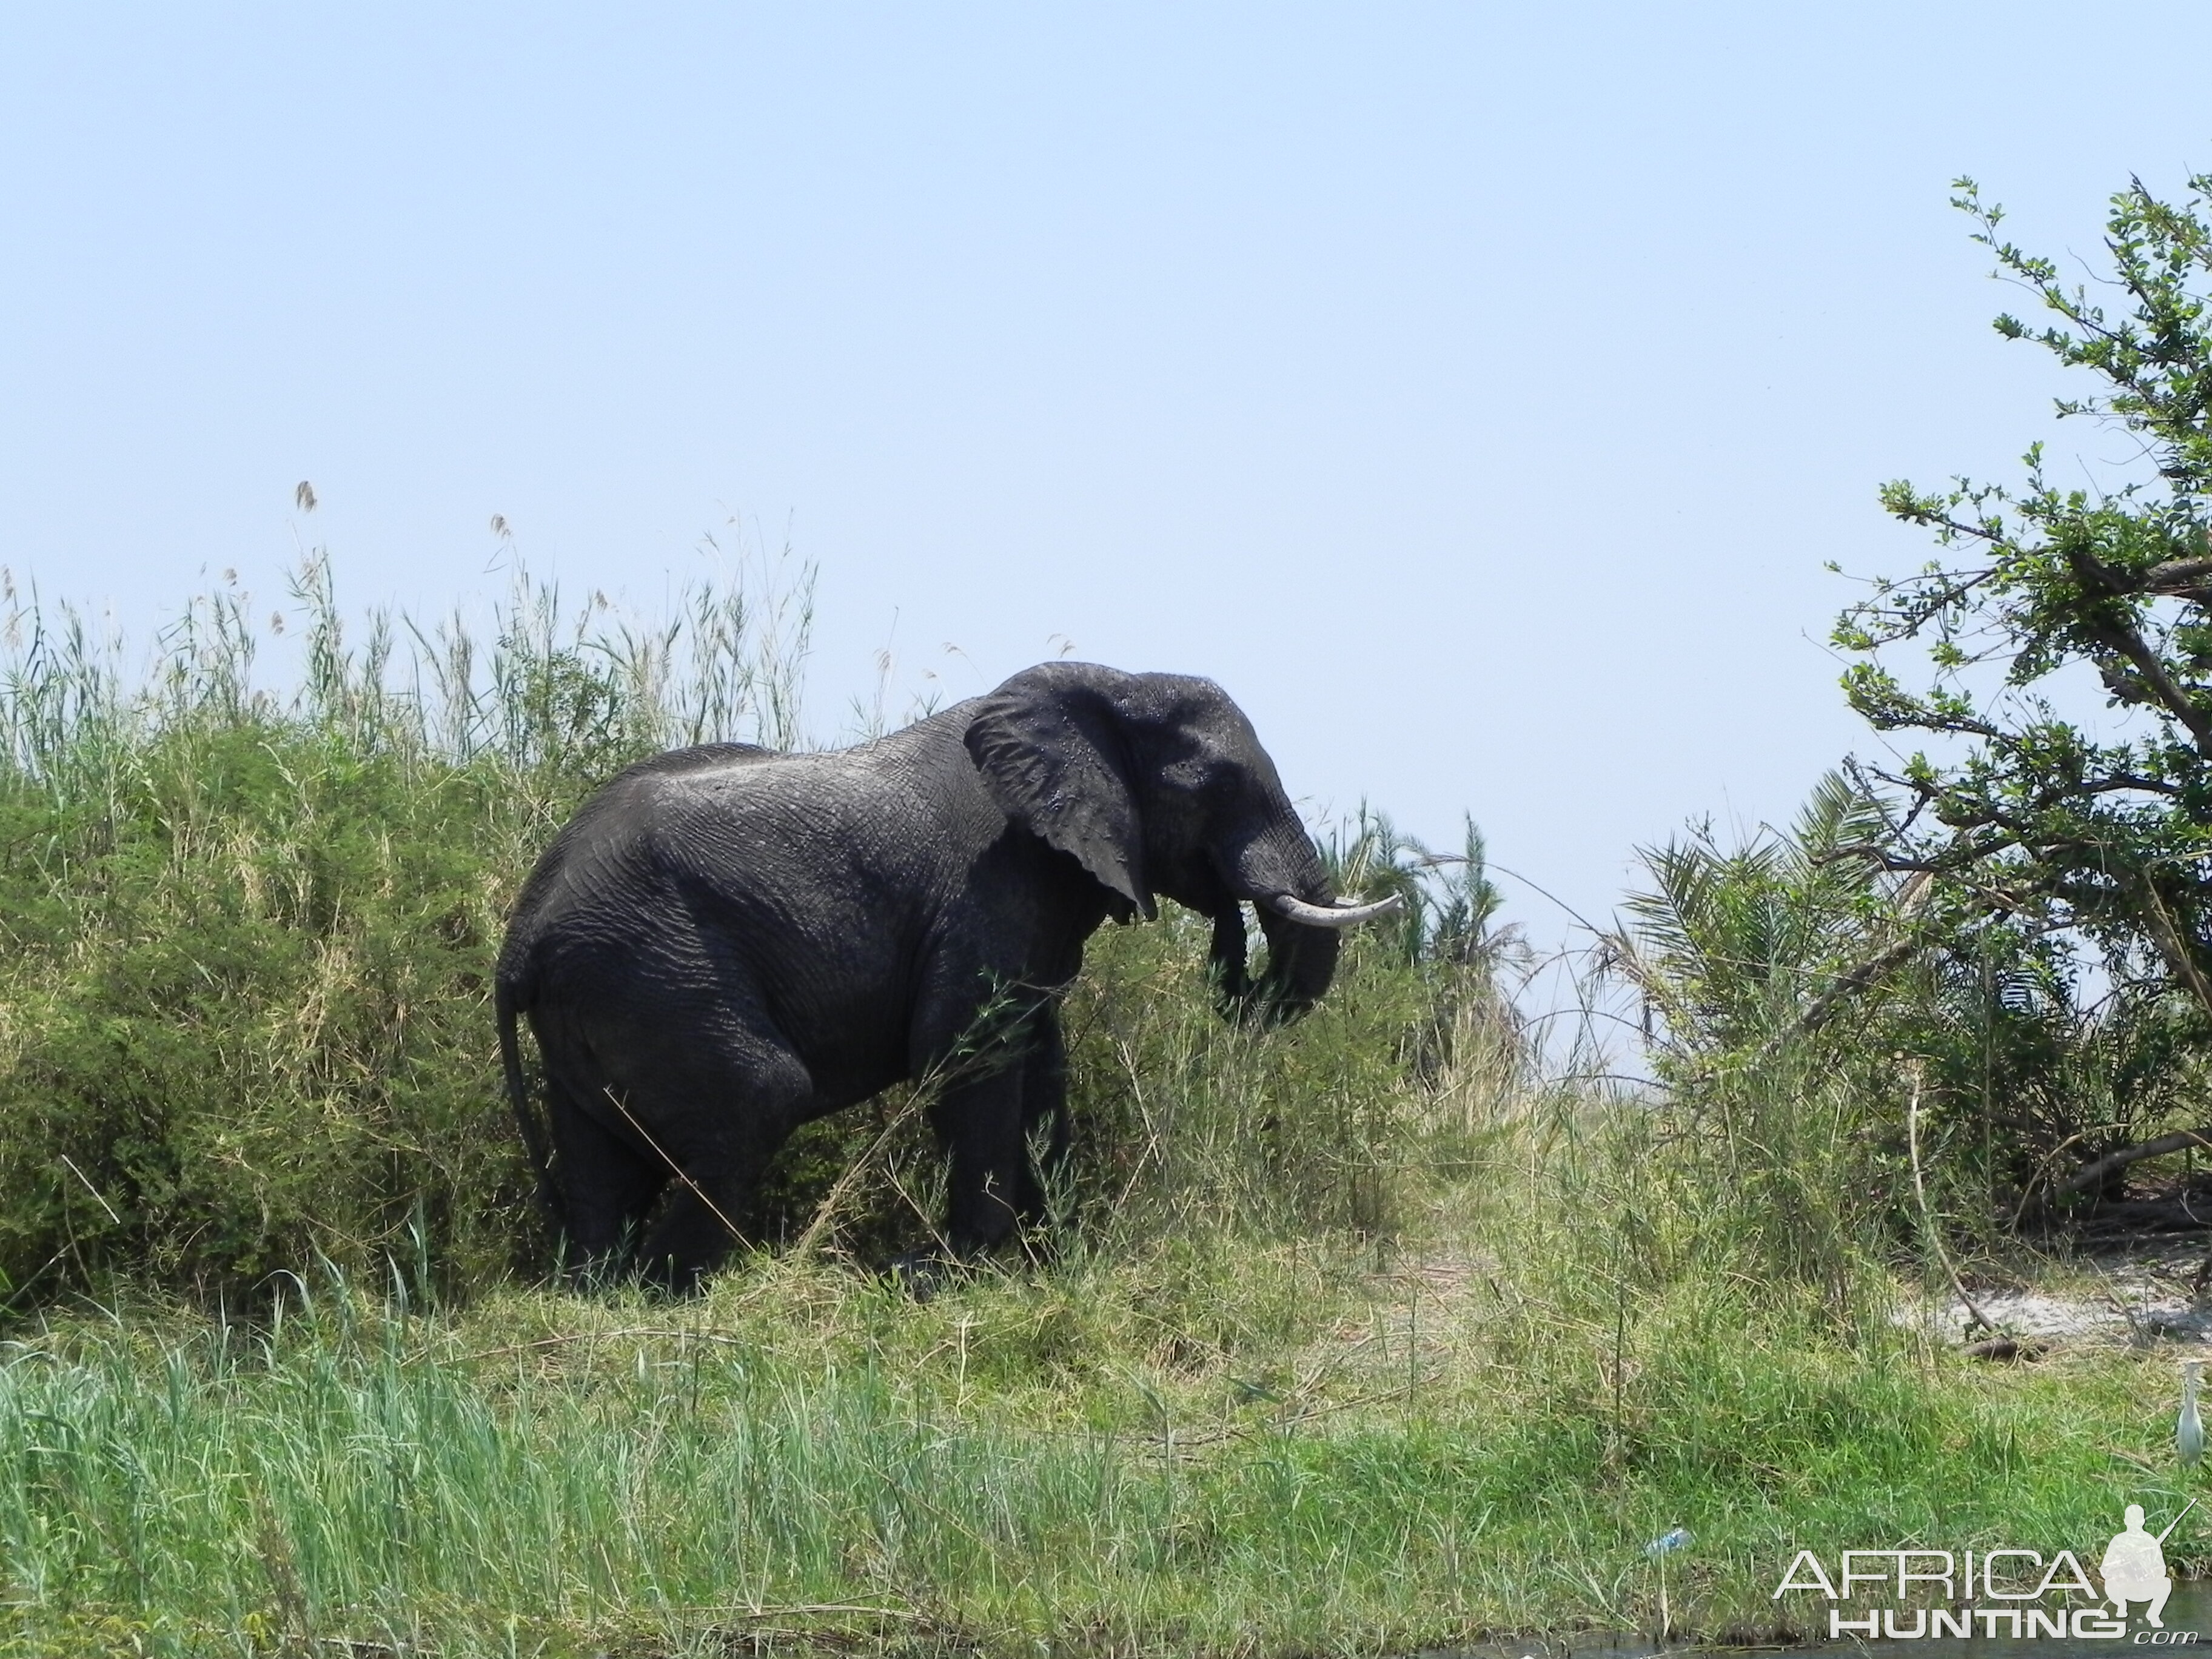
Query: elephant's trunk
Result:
<box><xmin>1211</xmin><ymin>823</ymin><xmax>1347</xmax><ymax>1026</ymax></box>
<box><xmin>1206</xmin><ymin>902</ymin><xmax>1255</xmax><ymax>1015</ymax></box>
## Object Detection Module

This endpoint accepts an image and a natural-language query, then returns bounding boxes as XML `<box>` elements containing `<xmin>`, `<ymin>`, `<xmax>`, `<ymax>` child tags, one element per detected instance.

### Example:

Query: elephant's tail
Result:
<box><xmin>497</xmin><ymin>977</ymin><xmax>564</xmax><ymax>1233</ymax></box>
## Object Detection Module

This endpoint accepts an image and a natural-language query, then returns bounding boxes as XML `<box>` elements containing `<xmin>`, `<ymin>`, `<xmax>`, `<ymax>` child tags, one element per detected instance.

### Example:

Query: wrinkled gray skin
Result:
<box><xmin>497</xmin><ymin>661</ymin><xmax>1351</xmax><ymax>1290</ymax></box>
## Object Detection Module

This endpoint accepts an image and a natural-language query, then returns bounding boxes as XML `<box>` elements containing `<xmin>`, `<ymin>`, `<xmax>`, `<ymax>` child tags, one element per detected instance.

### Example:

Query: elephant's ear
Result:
<box><xmin>964</xmin><ymin>667</ymin><xmax>1156</xmax><ymax>920</ymax></box>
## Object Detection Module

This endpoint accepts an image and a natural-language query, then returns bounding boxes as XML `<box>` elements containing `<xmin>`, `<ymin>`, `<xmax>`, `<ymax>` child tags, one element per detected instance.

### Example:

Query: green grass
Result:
<box><xmin>0</xmin><ymin>1231</ymin><xmax>2199</xmax><ymax>1658</ymax></box>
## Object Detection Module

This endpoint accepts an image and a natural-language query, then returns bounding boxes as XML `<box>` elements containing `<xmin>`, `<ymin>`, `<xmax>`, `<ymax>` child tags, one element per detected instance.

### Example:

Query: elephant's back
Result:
<box><xmin>497</xmin><ymin>720</ymin><xmax>999</xmax><ymax>1013</ymax></box>
<box><xmin>642</xmin><ymin>726</ymin><xmax>998</xmax><ymax>922</ymax></box>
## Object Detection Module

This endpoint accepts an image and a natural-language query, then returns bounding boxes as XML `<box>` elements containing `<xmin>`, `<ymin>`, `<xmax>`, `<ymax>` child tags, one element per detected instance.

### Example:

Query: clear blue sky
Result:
<box><xmin>4</xmin><ymin>4</ymin><xmax>2208</xmax><ymax>947</ymax></box>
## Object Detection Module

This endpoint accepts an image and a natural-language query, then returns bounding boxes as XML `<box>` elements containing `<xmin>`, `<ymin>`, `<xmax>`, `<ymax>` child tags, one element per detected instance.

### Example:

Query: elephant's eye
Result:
<box><xmin>1161</xmin><ymin>746</ymin><xmax>1236</xmax><ymax>799</ymax></box>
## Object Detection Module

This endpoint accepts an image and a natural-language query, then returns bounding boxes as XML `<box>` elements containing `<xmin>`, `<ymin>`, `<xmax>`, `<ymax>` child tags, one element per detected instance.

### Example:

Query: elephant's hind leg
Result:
<box><xmin>545</xmin><ymin>1070</ymin><xmax>665</xmax><ymax>1278</ymax></box>
<box><xmin>635</xmin><ymin>1171</ymin><xmax>759</xmax><ymax>1294</ymax></box>
<box><xmin>623</xmin><ymin>1033</ymin><xmax>814</xmax><ymax>1293</ymax></box>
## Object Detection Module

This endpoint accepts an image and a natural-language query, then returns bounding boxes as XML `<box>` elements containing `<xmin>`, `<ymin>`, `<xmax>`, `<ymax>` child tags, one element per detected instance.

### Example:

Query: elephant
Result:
<box><xmin>495</xmin><ymin>660</ymin><xmax>1399</xmax><ymax>1290</ymax></box>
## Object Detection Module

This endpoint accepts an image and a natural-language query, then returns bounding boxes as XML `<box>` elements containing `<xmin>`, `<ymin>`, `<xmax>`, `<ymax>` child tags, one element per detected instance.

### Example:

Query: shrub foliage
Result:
<box><xmin>0</xmin><ymin>550</ymin><xmax>819</xmax><ymax>1305</ymax></box>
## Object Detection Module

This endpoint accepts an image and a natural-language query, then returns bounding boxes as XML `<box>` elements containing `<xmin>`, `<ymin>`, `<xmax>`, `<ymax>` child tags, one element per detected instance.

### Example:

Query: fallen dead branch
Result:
<box><xmin>2047</xmin><ymin>1126</ymin><xmax>2212</xmax><ymax>1202</ymax></box>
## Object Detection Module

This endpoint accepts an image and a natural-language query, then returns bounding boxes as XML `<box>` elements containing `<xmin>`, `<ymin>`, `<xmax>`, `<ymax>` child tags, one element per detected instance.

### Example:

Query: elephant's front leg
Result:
<box><xmin>1014</xmin><ymin>1006</ymin><xmax>1070</xmax><ymax>1227</ymax></box>
<box><xmin>928</xmin><ymin>1051</ymin><xmax>1035</xmax><ymax>1259</ymax></box>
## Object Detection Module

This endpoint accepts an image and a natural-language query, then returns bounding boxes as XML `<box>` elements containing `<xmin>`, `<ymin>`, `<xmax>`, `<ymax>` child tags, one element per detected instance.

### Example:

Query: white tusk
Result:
<box><xmin>1262</xmin><ymin>892</ymin><xmax>1405</xmax><ymax>929</ymax></box>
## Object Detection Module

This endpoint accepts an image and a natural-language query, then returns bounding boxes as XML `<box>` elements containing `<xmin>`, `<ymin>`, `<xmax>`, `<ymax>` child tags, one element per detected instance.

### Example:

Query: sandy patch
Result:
<box><xmin>1910</xmin><ymin>1237</ymin><xmax>2212</xmax><ymax>1347</ymax></box>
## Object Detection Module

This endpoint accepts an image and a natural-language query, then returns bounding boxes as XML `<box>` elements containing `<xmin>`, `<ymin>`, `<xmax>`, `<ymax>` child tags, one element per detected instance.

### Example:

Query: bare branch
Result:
<box><xmin>2140</xmin><ymin>554</ymin><xmax>2212</xmax><ymax>595</ymax></box>
<box><xmin>1789</xmin><ymin>935</ymin><xmax>1926</xmax><ymax>1040</ymax></box>
<box><xmin>2057</xmin><ymin>545</ymin><xmax>2212</xmax><ymax>749</ymax></box>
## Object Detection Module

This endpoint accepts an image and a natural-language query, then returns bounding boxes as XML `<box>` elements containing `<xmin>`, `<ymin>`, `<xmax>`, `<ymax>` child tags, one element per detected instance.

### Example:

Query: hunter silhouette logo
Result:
<box><xmin>1772</xmin><ymin>1501</ymin><xmax>2201</xmax><ymax>1641</ymax></box>
<box><xmin>2102</xmin><ymin>1500</ymin><xmax>2192</xmax><ymax>1630</ymax></box>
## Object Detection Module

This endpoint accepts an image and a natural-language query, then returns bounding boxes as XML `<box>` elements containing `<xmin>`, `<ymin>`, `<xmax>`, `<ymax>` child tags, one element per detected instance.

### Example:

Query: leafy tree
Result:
<box><xmin>1838</xmin><ymin>173</ymin><xmax>2212</xmax><ymax>1071</ymax></box>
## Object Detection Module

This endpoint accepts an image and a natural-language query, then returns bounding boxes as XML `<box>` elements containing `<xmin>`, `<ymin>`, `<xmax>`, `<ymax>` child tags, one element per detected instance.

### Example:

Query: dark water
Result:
<box><xmin>1441</xmin><ymin>1579</ymin><xmax>2212</xmax><ymax>1657</ymax></box>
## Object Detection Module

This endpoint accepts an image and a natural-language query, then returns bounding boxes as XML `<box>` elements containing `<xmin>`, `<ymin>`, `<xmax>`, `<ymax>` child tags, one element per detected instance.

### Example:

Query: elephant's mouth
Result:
<box><xmin>1205</xmin><ymin>891</ymin><xmax>1402</xmax><ymax>1027</ymax></box>
<box><xmin>1207</xmin><ymin>897</ymin><xmax>1326</xmax><ymax>1028</ymax></box>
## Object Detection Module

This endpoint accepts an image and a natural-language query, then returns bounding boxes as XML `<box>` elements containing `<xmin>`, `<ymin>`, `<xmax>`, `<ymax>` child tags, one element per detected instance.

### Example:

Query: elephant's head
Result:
<box><xmin>963</xmin><ymin>662</ymin><xmax>1399</xmax><ymax>1024</ymax></box>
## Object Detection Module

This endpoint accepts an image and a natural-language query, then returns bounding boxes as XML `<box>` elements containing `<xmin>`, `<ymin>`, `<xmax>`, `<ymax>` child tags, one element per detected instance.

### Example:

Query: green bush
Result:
<box><xmin>0</xmin><ymin>721</ymin><xmax>531</xmax><ymax>1298</ymax></box>
<box><xmin>1608</xmin><ymin>765</ymin><xmax>2212</xmax><ymax>1271</ymax></box>
<box><xmin>0</xmin><ymin>550</ymin><xmax>816</xmax><ymax>1308</ymax></box>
